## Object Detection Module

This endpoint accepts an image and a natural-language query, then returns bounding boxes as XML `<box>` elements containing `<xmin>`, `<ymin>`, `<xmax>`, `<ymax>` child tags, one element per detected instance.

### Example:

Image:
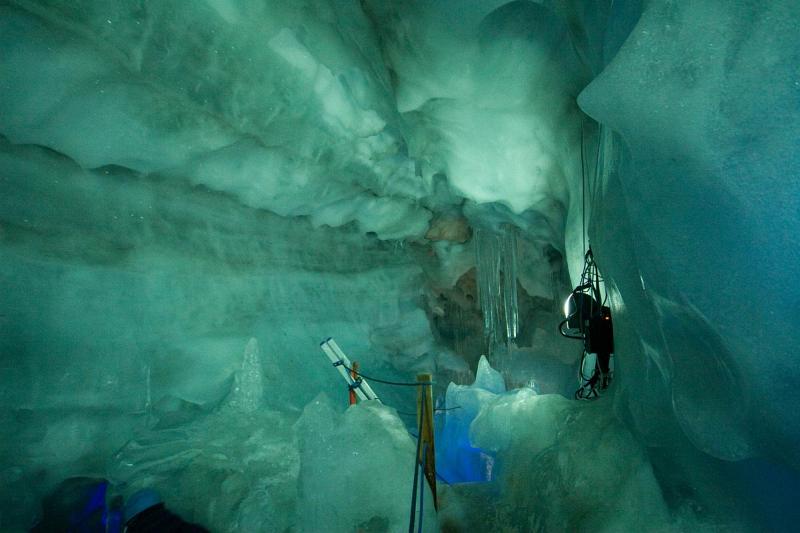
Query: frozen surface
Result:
<box><xmin>106</xmin><ymin>364</ymin><xmax>436</xmax><ymax>532</ymax></box>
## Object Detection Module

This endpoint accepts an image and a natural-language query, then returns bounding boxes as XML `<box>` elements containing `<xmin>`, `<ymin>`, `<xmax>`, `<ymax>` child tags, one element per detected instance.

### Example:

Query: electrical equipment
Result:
<box><xmin>558</xmin><ymin>248</ymin><xmax>615</xmax><ymax>399</ymax></box>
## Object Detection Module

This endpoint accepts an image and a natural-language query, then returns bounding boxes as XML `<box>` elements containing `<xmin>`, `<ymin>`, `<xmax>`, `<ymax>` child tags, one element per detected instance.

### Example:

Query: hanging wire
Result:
<box><xmin>588</xmin><ymin>122</ymin><xmax>606</xmax><ymax>244</ymax></box>
<box><xmin>580</xmin><ymin>119</ymin><xmax>587</xmax><ymax>253</ymax></box>
<box><xmin>396</xmin><ymin>406</ymin><xmax>462</xmax><ymax>418</ymax></box>
<box><xmin>338</xmin><ymin>363</ymin><xmax>428</xmax><ymax>387</ymax></box>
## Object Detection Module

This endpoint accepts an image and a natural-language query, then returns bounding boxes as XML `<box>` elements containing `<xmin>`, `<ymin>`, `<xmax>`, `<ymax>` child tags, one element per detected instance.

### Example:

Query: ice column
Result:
<box><xmin>474</xmin><ymin>227</ymin><xmax>519</xmax><ymax>357</ymax></box>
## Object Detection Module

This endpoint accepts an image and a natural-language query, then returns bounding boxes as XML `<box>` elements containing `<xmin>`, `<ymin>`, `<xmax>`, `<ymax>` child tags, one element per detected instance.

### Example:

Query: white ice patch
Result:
<box><xmin>294</xmin><ymin>394</ymin><xmax>437</xmax><ymax>533</ymax></box>
<box><xmin>366</xmin><ymin>0</ymin><xmax>584</xmax><ymax>216</ymax></box>
<box><xmin>470</xmin><ymin>393</ymin><xmax>674</xmax><ymax>531</ymax></box>
<box><xmin>269</xmin><ymin>28</ymin><xmax>386</xmax><ymax>138</ymax></box>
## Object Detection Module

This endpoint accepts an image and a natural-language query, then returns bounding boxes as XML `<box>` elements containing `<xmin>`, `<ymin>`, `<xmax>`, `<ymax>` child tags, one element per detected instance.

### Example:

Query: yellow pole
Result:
<box><xmin>416</xmin><ymin>373</ymin><xmax>438</xmax><ymax>510</ymax></box>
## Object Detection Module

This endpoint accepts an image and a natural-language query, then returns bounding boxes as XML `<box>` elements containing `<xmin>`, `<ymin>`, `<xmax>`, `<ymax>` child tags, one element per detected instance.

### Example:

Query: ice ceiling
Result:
<box><xmin>1</xmin><ymin>0</ymin><xmax>799</xmax><ymax>531</ymax></box>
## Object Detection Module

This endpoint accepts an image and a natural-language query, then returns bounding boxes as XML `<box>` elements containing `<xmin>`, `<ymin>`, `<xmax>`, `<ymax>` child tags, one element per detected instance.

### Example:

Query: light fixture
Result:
<box><xmin>562</xmin><ymin>291</ymin><xmax>599</xmax><ymax>335</ymax></box>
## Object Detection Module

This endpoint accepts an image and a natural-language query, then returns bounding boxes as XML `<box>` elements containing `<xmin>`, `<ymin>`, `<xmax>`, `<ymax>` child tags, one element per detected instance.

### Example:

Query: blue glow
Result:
<box><xmin>435</xmin><ymin>411</ymin><xmax>496</xmax><ymax>483</ymax></box>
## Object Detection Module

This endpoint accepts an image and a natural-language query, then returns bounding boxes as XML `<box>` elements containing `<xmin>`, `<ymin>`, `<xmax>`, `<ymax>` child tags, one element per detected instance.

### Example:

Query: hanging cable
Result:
<box><xmin>591</xmin><ymin>123</ymin><xmax>604</xmax><ymax>223</ymax></box>
<box><xmin>397</xmin><ymin>406</ymin><xmax>462</xmax><ymax>418</ymax></box>
<box><xmin>580</xmin><ymin>119</ymin><xmax>587</xmax><ymax>253</ymax></box>
<box><xmin>560</xmin><ymin>120</ymin><xmax>616</xmax><ymax>400</ymax></box>
<box><xmin>559</xmin><ymin>248</ymin><xmax>615</xmax><ymax>400</ymax></box>
<box><xmin>338</xmin><ymin>363</ymin><xmax>426</xmax><ymax>387</ymax></box>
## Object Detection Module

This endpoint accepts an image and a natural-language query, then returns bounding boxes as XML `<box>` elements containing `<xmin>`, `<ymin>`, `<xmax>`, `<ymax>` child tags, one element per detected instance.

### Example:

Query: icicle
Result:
<box><xmin>501</xmin><ymin>226</ymin><xmax>519</xmax><ymax>341</ymax></box>
<box><xmin>475</xmin><ymin>229</ymin><xmax>501</xmax><ymax>348</ymax></box>
<box><xmin>474</xmin><ymin>228</ymin><xmax>490</xmax><ymax>334</ymax></box>
<box><xmin>475</xmin><ymin>226</ymin><xmax>519</xmax><ymax>360</ymax></box>
<box><xmin>144</xmin><ymin>365</ymin><xmax>152</xmax><ymax>413</ymax></box>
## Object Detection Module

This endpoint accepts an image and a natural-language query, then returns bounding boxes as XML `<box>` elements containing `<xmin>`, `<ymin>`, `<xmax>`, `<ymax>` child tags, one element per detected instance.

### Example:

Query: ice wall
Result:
<box><xmin>0</xmin><ymin>1</ymin><xmax>431</xmax><ymax>239</ymax></box>
<box><xmin>577</xmin><ymin>0</ymin><xmax>800</xmax><ymax>472</ymax></box>
<box><xmin>0</xmin><ymin>1</ymin><xmax>446</xmax><ymax>526</ymax></box>
<box><xmin>0</xmin><ymin>135</ymin><xmax>437</xmax><ymax>528</ymax></box>
<box><xmin>469</xmin><ymin>391</ymin><xmax>675</xmax><ymax>531</ymax></box>
<box><xmin>364</xmin><ymin>0</ymin><xmax>590</xmax><ymax>383</ymax></box>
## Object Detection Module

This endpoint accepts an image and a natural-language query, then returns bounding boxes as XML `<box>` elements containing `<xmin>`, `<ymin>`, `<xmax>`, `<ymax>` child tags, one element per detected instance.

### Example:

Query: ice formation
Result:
<box><xmin>474</xmin><ymin>227</ymin><xmax>519</xmax><ymax>355</ymax></box>
<box><xmin>1</xmin><ymin>0</ymin><xmax>799</xmax><ymax>531</ymax></box>
<box><xmin>295</xmin><ymin>394</ymin><xmax>436</xmax><ymax>533</ymax></box>
<box><xmin>436</xmin><ymin>356</ymin><xmax>505</xmax><ymax>484</ymax></box>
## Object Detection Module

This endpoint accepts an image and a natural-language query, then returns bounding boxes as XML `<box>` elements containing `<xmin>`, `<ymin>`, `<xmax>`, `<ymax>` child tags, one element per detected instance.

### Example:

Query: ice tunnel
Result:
<box><xmin>1</xmin><ymin>0</ymin><xmax>799</xmax><ymax>531</ymax></box>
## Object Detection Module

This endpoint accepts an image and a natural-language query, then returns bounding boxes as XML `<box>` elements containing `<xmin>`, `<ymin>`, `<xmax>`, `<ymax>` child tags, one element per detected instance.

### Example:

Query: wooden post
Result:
<box><xmin>416</xmin><ymin>373</ymin><xmax>438</xmax><ymax>510</ymax></box>
<box><xmin>349</xmin><ymin>361</ymin><xmax>360</xmax><ymax>406</ymax></box>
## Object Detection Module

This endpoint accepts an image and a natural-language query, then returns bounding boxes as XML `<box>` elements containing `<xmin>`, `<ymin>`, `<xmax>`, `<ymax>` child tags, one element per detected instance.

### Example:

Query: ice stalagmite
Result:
<box><xmin>225</xmin><ymin>338</ymin><xmax>264</xmax><ymax>414</ymax></box>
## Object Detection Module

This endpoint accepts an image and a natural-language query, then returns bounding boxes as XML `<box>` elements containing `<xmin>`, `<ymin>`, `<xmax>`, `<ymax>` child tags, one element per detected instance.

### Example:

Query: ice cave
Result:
<box><xmin>1</xmin><ymin>0</ymin><xmax>799</xmax><ymax>531</ymax></box>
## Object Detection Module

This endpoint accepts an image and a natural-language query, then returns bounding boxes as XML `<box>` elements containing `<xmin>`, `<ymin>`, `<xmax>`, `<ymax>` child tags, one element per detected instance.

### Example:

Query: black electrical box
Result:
<box><xmin>587</xmin><ymin>306</ymin><xmax>614</xmax><ymax>356</ymax></box>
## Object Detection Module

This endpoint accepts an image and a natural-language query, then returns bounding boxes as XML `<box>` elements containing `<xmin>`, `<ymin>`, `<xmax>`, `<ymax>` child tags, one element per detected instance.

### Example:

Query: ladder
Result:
<box><xmin>319</xmin><ymin>337</ymin><xmax>380</xmax><ymax>402</ymax></box>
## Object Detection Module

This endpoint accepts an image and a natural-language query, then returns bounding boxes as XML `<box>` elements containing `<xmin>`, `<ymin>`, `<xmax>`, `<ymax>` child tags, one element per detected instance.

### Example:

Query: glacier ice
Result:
<box><xmin>222</xmin><ymin>338</ymin><xmax>264</xmax><ymax>414</ymax></box>
<box><xmin>474</xmin><ymin>226</ymin><xmax>520</xmax><ymax>366</ymax></box>
<box><xmin>1</xmin><ymin>0</ymin><xmax>800</xmax><ymax>531</ymax></box>
<box><xmin>295</xmin><ymin>394</ymin><xmax>437</xmax><ymax>533</ymax></box>
<box><xmin>469</xmin><ymin>391</ymin><xmax>675</xmax><ymax>531</ymax></box>
<box><xmin>578</xmin><ymin>0</ymin><xmax>800</xmax><ymax>467</ymax></box>
<box><xmin>436</xmin><ymin>356</ymin><xmax>505</xmax><ymax>484</ymax></box>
